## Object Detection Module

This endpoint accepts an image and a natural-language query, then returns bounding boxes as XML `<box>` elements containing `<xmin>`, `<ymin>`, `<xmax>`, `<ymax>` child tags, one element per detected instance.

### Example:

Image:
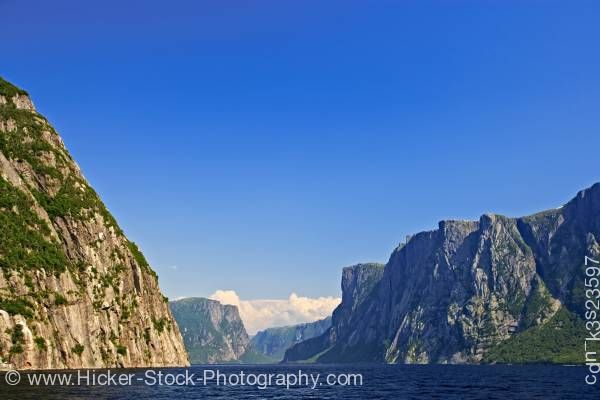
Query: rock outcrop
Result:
<box><xmin>286</xmin><ymin>184</ymin><xmax>599</xmax><ymax>364</ymax></box>
<box><xmin>170</xmin><ymin>298</ymin><xmax>249</xmax><ymax>364</ymax></box>
<box><xmin>0</xmin><ymin>77</ymin><xmax>189</xmax><ymax>369</ymax></box>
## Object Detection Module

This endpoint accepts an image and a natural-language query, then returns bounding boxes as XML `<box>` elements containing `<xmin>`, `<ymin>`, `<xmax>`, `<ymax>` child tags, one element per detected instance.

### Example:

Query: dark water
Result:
<box><xmin>1</xmin><ymin>364</ymin><xmax>599</xmax><ymax>399</ymax></box>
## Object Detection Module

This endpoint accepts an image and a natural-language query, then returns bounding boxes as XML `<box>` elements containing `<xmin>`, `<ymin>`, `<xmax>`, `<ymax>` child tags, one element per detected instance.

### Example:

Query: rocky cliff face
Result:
<box><xmin>170</xmin><ymin>298</ymin><xmax>249</xmax><ymax>364</ymax></box>
<box><xmin>283</xmin><ymin>263</ymin><xmax>384</xmax><ymax>362</ymax></box>
<box><xmin>248</xmin><ymin>317</ymin><xmax>331</xmax><ymax>362</ymax></box>
<box><xmin>286</xmin><ymin>185</ymin><xmax>598</xmax><ymax>364</ymax></box>
<box><xmin>0</xmin><ymin>77</ymin><xmax>189</xmax><ymax>369</ymax></box>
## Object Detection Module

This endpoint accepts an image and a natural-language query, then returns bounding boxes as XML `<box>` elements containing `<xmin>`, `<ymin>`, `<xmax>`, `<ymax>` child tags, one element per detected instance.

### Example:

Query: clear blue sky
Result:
<box><xmin>1</xmin><ymin>0</ymin><xmax>599</xmax><ymax>300</ymax></box>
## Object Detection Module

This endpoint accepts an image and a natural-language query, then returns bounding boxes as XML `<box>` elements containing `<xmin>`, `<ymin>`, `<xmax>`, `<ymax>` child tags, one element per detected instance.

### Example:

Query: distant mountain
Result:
<box><xmin>170</xmin><ymin>298</ymin><xmax>249</xmax><ymax>364</ymax></box>
<box><xmin>285</xmin><ymin>184</ymin><xmax>599</xmax><ymax>364</ymax></box>
<box><xmin>0</xmin><ymin>77</ymin><xmax>188</xmax><ymax>370</ymax></box>
<box><xmin>244</xmin><ymin>317</ymin><xmax>332</xmax><ymax>363</ymax></box>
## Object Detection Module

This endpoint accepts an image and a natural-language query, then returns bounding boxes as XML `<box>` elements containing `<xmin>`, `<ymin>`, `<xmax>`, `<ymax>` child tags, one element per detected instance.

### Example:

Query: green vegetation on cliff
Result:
<box><xmin>0</xmin><ymin>77</ymin><xmax>28</xmax><ymax>97</ymax></box>
<box><xmin>0</xmin><ymin>297</ymin><xmax>34</xmax><ymax>318</ymax></box>
<box><xmin>33</xmin><ymin>177</ymin><xmax>122</xmax><ymax>233</ymax></box>
<box><xmin>520</xmin><ymin>276</ymin><xmax>555</xmax><ymax>330</ymax></box>
<box><xmin>0</xmin><ymin>177</ymin><xmax>70</xmax><ymax>275</ymax></box>
<box><xmin>483</xmin><ymin>307</ymin><xmax>586</xmax><ymax>364</ymax></box>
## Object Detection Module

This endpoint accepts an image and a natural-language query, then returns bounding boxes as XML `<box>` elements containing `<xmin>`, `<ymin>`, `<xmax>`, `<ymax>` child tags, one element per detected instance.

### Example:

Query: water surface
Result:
<box><xmin>1</xmin><ymin>364</ymin><xmax>598</xmax><ymax>399</ymax></box>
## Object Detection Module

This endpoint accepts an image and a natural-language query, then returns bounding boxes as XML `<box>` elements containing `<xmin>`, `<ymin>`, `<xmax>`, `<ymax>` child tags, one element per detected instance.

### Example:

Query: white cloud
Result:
<box><xmin>209</xmin><ymin>290</ymin><xmax>340</xmax><ymax>335</ymax></box>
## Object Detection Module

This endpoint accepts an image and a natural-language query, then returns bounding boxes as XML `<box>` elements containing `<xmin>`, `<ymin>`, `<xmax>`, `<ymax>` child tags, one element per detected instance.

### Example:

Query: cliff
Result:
<box><xmin>0</xmin><ymin>77</ymin><xmax>189</xmax><ymax>369</ymax></box>
<box><xmin>286</xmin><ymin>184</ymin><xmax>598</xmax><ymax>364</ymax></box>
<box><xmin>283</xmin><ymin>263</ymin><xmax>384</xmax><ymax>362</ymax></box>
<box><xmin>170</xmin><ymin>298</ymin><xmax>249</xmax><ymax>364</ymax></box>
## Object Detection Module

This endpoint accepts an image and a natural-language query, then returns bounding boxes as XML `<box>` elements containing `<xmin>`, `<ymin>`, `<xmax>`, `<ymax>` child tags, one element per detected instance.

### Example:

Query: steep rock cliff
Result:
<box><xmin>303</xmin><ymin>185</ymin><xmax>598</xmax><ymax>363</ymax></box>
<box><xmin>0</xmin><ymin>77</ymin><xmax>189</xmax><ymax>369</ymax></box>
<box><xmin>170</xmin><ymin>298</ymin><xmax>249</xmax><ymax>364</ymax></box>
<box><xmin>283</xmin><ymin>263</ymin><xmax>384</xmax><ymax>362</ymax></box>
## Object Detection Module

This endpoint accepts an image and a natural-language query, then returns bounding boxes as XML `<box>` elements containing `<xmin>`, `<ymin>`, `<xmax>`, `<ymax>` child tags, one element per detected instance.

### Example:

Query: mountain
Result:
<box><xmin>170</xmin><ymin>298</ymin><xmax>250</xmax><ymax>364</ymax></box>
<box><xmin>283</xmin><ymin>263</ymin><xmax>385</xmax><ymax>362</ymax></box>
<box><xmin>0</xmin><ymin>77</ymin><xmax>188</xmax><ymax>369</ymax></box>
<box><xmin>246</xmin><ymin>317</ymin><xmax>331</xmax><ymax>363</ymax></box>
<box><xmin>285</xmin><ymin>185</ymin><xmax>599</xmax><ymax>364</ymax></box>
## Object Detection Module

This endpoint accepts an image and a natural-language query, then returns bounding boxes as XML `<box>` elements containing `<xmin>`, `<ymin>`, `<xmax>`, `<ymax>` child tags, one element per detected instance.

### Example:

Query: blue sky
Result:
<box><xmin>1</xmin><ymin>0</ymin><xmax>599</xmax><ymax>300</ymax></box>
